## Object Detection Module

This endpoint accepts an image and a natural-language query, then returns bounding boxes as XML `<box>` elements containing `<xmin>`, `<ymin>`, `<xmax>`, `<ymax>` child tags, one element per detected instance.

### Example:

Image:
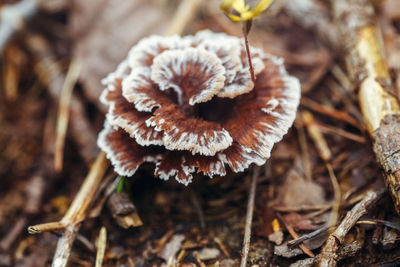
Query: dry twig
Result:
<box><xmin>240</xmin><ymin>166</ymin><xmax>260</xmax><ymax>267</ymax></box>
<box><xmin>317</xmin><ymin>188</ymin><xmax>385</xmax><ymax>267</ymax></box>
<box><xmin>28</xmin><ymin>152</ymin><xmax>109</xmax><ymax>267</ymax></box>
<box><xmin>332</xmin><ymin>0</ymin><xmax>400</xmax><ymax>213</ymax></box>
<box><xmin>26</xmin><ymin>35</ymin><xmax>99</xmax><ymax>164</ymax></box>
<box><xmin>95</xmin><ymin>226</ymin><xmax>107</xmax><ymax>267</ymax></box>
<box><xmin>54</xmin><ymin>58</ymin><xmax>81</xmax><ymax>171</ymax></box>
<box><xmin>165</xmin><ymin>0</ymin><xmax>202</xmax><ymax>36</ymax></box>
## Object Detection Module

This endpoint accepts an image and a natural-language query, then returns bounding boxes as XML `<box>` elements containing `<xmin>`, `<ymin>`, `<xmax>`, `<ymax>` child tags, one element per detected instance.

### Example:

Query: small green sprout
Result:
<box><xmin>116</xmin><ymin>176</ymin><xmax>127</xmax><ymax>193</ymax></box>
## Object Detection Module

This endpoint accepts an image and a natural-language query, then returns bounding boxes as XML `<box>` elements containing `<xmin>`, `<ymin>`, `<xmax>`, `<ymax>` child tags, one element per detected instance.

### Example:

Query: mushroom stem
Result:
<box><xmin>242</xmin><ymin>21</ymin><xmax>256</xmax><ymax>82</ymax></box>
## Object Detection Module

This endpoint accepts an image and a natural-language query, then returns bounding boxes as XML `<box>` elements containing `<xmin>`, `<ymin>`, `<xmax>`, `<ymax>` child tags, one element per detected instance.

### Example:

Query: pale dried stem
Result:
<box><xmin>54</xmin><ymin>58</ymin><xmax>81</xmax><ymax>172</ymax></box>
<box><xmin>332</xmin><ymin>0</ymin><xmax>400</xmax><ymax>213</ymax></box>
<box><xmin>240</xmin><ymin>166</ymin><xmax>260</xmax><ymax>267</ymax></box>
<box><xmin>286</xmin><ymin>224</ymin><xmax>315</xmax><ymax>258</ymax></box>
<box><xmin>52</xmin><ymin>225</ymin><xmax>78</xmax><ymax>267</ymax></box>
<box><xmin>295</xmin><ymin>121</ymin><xmax>312</xmax><ymax>182</ymax></box>
<box><xmin>28</xmin><ymin>152</ymin><xmax>109</xmax><ymax>233</ymax></box>
<box><xmin>26</xmin><ymin>35</ymin><xmax>98</xmax><ymax>164</ymax></box>
<box><xmin>165</xmin><ymin>0</ymin><xmax>202</xmax><ymax>36</ymax></box>
<box><xmin>302</xmin><ymin>111</ymin><xmax>341</xmax><ymax>230</ymax></box>
<box><xmin>301</xmin><ymin>111</ymin><xmax>332</xmax><ymax>161</ymax></box>
<box><xmin>29</xmin><ymin>152</ymin><xmax>109</xmax><ymax>267</ymax></box>
<box><xmin>326</xmin><ymin>163</ymin><xmax>341</xmax><ymax>228</ymax></box>
<box><xmin>95</xmin><ymin>226</ymin><xmax>107</xmax><ymax>267</ymax></box>
<box><xmin>317</xmin><ymin>188</ymin><xmax>385</xmax><ymax>267</ymax></box>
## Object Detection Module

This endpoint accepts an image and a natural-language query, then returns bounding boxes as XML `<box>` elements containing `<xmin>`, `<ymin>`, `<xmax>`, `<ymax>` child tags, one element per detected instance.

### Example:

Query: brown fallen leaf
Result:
<box><xmin>275</xmin><ymin>158</ymin><xmax>327</xmax><ymax>208</ymax></box>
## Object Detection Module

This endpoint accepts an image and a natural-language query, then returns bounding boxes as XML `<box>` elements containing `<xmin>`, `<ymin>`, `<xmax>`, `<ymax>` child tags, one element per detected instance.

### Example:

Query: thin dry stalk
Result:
<box><xmin>317</xmin><ymin>188</ymin><xmax>385</xmax><ymax>267</ymax></box>
<box><xmin>240</xmin><ymin>166</ymin><xmax>260</xmax><ymax>267</ymax></box>
<box><xmin>165</xmin><ymin>0</ymin><xmax>202</xmax><ymax>36</ymax></box>
<box><xmin>3</xmin><ymin>45</ymin><xmax>24</xmax><ymax>101</ymax></box>
<box><xmin>52</xmin><ymin>225</ymin><xmax>78</xmax><ymax>267</ymax></box>
<box><xmin>286</xmin><ymin>225</ymin><xmax>315</xmax><ymax>258</ymax></box>
<box><xmin>95</xmin><ymin>226</ymin><xmax>107</xmax><ymax>267</ymax></box>
<box><xmin>29</xmin><ymin>152</ymin><xmax>109</xmax><ymax>267</ymax></box>
<box><xmin>26</xmin><ymin>35</ymin><xmax>98</xmax><ymax>164</ymax></box>
<box><xmin>301</xmin><ymin>111</ymin><xmax>332</xmax><ymax>161</ymax></box>
<box><xmin>326</xmin><ymin>163</ymin><xmax>341</xmax><ymax>228</ymax></box>
<box><xmin>54</xmin><ymin>58</ymin><xmax>81</xmax><ymax>172</ymax></box>
<box><xmin>302</xmin><ymin>111</ymin><xmax>341</xmax><ymax>228</ymax></box>
<box><xmin>301</xmin><ymin>98</ymin><xmax>360</xmax><ymax>129</ymax></box>
<box><xmin>295</xmin><ymin>121</ymin><xmax>312</xmax><ymax>182</ymax></box>
<box><xmin>214</xmin><ymin>237</ymin><xmax>230</xmax><ymax>257</ymax></box>
<box><xmin>28</xmin><ymin>152</ymin><xmax>109</xmax><ymax>233</ymax></box>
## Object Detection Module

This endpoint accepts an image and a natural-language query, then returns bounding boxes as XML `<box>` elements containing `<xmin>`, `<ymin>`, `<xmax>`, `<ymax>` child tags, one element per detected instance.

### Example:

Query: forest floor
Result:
<box><xmin>1</xmin><ymin>0</ymin><xmax>400</xmax><ymax>266</ymax></box>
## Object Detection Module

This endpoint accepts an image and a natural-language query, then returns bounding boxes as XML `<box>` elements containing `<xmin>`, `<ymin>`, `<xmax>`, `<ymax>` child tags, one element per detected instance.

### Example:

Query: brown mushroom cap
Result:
<box><xmin>97</xmin><ymin>30</ymin><xmax>300</xmax><ymax>185</ymax></box>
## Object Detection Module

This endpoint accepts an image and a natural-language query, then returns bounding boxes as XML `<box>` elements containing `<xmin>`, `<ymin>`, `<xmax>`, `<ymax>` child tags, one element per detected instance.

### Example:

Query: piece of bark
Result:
<box><xmin>332</xmin><ymin>0</ymin><xmax>400</xmax><ymax>214</ymax></box>
<box><xmin>373</xmin><ymin>114</ymin><xmax>400</xmax><ymax>211</ymax></box>
<box><xmin>107</xmin><ymin>192</ymin><xmax>143</xmax><ymax>229</ymax></box>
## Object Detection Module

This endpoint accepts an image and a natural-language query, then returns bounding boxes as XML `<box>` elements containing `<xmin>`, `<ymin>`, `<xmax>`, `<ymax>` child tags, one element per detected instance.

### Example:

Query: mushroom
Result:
<box><xmin>97</xmin><ymin>30</ymin><xmax>301</xmax><ymax>185</ymax></box>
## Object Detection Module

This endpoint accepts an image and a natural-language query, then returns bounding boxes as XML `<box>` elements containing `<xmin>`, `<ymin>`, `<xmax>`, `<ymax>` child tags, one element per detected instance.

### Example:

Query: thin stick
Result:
<box><xmin>242</xmin><ymin>22</ymin><xmax>256</xmax><ymax>82</ymax></box>
<box><xmin>52</xmin><ymin>225</ymin><xmax>78</xmax><ymax>267</ymax></box>
<box><xmin>62</xmin><ymin>152</ymin><xmax>109</xmax><ymax>224</ymax></box>
<box><xmin>54</xmin><ymin>58</ymin><xmax>81</xmax><ymax>171</ymax></box>
<box><xmin>95</xmin><ymin>226</ymin><xmax>107</xmax><ymax>267</ymax></box>
<box><xmin>288</xmin><ymin>225</ymin><xmax>332</xmax><ymax>247</ymax></box>
<box><xmin>240</xmin><ymin>166</ymin><xmax>260</xmax><ymax>267</ymax></box>
<box><xmin>165</xmin><ymin>0</ymin><xmax>202</xmax><ymax>36</ymax></box>
<box><xmin>286</xmin><ymin>225</ymin><xmax>315</xmax><ymax>258</ymax></box>
<box><xmin>26</xmin><ymin>35</ymin><xmax>98</xmax><ymax>164</ymax></box>
<box><xmin>28</xmin><ymin>152</ymin><xmax>109</xmax><ymax>233</ymax></box>
<box><xmin>317</xmin><ymin>188</ymin><xmax>385</xmax><ymax>267</ymax></box>
<box><xmin>326</xmin><ymin>163</ymin><xmax>341</xmax><ymax>228</ymax></box>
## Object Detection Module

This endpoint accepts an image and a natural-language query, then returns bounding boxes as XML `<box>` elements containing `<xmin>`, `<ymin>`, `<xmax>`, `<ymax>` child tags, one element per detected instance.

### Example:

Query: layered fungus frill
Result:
<box><xmin>98</xmin><ymin>30</ymin><xmax>300</xmax><ymax>185</ymax></box>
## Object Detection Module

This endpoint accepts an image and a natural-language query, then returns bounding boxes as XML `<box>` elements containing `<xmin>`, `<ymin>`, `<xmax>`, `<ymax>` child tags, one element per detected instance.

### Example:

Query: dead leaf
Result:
<box><xmin>276</xmin><ymin>160</ymin><xmax>327</xmax><ymax>208</ymax></box>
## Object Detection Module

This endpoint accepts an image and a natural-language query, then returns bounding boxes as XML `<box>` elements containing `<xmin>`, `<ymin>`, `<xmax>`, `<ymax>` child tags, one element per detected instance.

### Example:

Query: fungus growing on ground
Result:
<box><xmin>97</xmin><ymin>30</ymin><xmax>301</xmax><ymax>185</ymax></box>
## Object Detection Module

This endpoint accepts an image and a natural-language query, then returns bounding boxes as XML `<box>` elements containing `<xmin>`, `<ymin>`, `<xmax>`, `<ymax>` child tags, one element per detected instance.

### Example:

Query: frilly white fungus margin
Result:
<box><xmin>97</xmin><ymin>122</ymin><xmax>162</xmax><ymax>177</ymax></box>
<box><xmin>151</xmin><ymin>48</ymin><xmax>226</xmax><ymax>105</ymax></box>
<box><xmin>145</xmin><ymin>116</ymin><xmax>233</xmax><ymax>156</ymax></box>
